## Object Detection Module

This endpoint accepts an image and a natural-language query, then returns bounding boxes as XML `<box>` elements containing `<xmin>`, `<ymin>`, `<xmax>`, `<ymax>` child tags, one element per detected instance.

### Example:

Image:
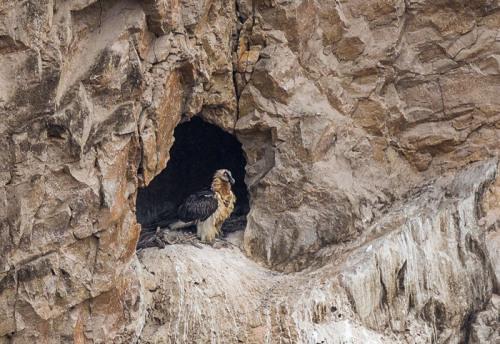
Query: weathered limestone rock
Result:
<box><xmin>469</xmin><ymin>294</ymin><xmax>500</xmax><ymax>343</ymax></box>
<box><xmin>138</xmin><ymin>160</ymin><xmax>498</xmax><ymax>343</ymax></box>
<box><xmin>0</xmin><ymin>0</ymin><xmax>236</xmax><ymax>342</ymax></box>
<box><xmin>238</xmin><ymin>0</ymin><xmax>500</xmax><ymax>272</ymax></box>
<box><xmin>1</xmin><ymin>0</ymin><xmax>499</xmax><ymax>343</ymax></box>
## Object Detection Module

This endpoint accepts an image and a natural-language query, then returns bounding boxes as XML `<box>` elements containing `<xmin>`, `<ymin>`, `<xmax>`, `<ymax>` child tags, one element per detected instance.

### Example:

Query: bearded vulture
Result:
<box><xmin>170</xmin><ymin>169</ymin><xmax>236</xmax><ymax>242</ymax></box>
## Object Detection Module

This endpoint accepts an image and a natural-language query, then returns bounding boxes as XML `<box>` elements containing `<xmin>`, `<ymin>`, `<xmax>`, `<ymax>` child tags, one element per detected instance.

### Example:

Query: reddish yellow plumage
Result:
<box><xmin>170</xmin><ymin>169</ymin><xmax>236</xmax><ymax>241</ymax></box>
<box><xmin>211</xmin><ymin>170</ymin><xmax>236</xmax><ymax>236</ymax></box>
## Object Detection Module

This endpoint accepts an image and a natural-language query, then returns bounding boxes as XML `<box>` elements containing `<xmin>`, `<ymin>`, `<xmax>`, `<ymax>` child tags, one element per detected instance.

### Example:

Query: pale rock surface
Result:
<box><xmin>469</xmin><ymin>294</ymin><xmax>500</xmax><ymax>343</ymax></box>
<box><xmin>138</xmin><ymin>159</ymin><xmax>498</xmax><ymax>343</ymax></box>
<box><xmin>0</xmin><ymin>0</ymin><xmax>499</xmax><ymax>343</ymax></box>
<box><xmin>238</xmin><ymin>0</ymin><xmax>500</xmax><ymax>271</ymax></box>
<box><xmin>0</xmin><ymin>0</ymin><xmax>236</xmax><ymax>342</ymax></box>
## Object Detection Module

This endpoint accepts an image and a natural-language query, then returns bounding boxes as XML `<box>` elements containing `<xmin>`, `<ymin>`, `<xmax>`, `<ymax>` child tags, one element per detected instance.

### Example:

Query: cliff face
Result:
<box><xmin>0</xmin><ymin>0</ymin><xmax>499</xmax><ymax>343</ymax></box>
<box><xmin>238</xmin><ymin>0</ymin><xmax>500</xmax><ymax>272</ymax></box>
<box><xmin>139</xmin><ymin>160</ymin><xmax>499</xmax><ymax>344</ymax></box>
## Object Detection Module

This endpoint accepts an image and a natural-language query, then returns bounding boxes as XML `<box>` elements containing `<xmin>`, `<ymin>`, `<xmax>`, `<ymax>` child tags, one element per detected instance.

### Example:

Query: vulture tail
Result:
<box><xmin>169</xmin><ymin>220</ymin><xmax>196</xmax><ymax>230</ymax></box>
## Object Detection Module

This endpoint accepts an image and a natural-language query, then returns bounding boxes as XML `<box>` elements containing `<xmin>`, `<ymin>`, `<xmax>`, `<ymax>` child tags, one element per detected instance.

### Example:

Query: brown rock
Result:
<box><xmin>352</xmin><ymin>99</ymin><xmax>386</xmax><ymax>134</ymax></box>
<box><xmin>397</xmin><ymin>80</ymin><xmax>444</xmax><ymax>124</ymax></box>
<box><xmin>334</xmin><ymin>35</ymin><xmax>365</xmax><ymax>61</ymax></box>
<box><xmin>1</xmin><ymin>0</ymin><xmax>500</xmax><ymax>342</ymax></box>
<box><xmin>0</xmin><ymin>272</ymin><xmax>16</xmax><ymax>336</ymax></box>
<box><xmin>236</xmin><ymin>49</ymin><xmax>260</xmax><ymax>73</ymax></box>
<box><xmin>140</xmin><ymin>71</ymin><xmax>184</xmax><ymax>186</ymax></box>
<box><xmin>318</xmin><ymin>1</ymin><xmax>346</xmax><ymax>45</ymax></box>
<box><xmin>139</xmin><ymin>0</ymin><xmax>182</xmax><ymax>35</ymax></box>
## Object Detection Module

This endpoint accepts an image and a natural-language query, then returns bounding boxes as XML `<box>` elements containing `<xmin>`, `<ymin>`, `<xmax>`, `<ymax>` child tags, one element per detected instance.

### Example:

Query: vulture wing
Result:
<box><xmin>177</xmin><ymin>190</ymin><xmax>218</xmax><ymax>222</ymax></box>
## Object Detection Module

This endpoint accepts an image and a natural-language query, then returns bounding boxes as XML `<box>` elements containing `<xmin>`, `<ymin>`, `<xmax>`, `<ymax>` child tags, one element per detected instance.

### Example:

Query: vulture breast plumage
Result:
<box><xmin>167</xmin><ymin>169</ymin><xmax>236</xmax><ymax>242</ymax></box>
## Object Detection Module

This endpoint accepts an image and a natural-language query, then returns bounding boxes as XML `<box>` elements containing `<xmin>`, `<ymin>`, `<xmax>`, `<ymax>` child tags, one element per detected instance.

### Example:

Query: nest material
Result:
<box><xmin>136</xmin><ymin>205</ymin><xmax>248</xmax><ymax>250</ymax></box>
<box><xmin>136</xmin><ymin>226</ymin><xmax>200</xmax><ymax>250</ymax></box>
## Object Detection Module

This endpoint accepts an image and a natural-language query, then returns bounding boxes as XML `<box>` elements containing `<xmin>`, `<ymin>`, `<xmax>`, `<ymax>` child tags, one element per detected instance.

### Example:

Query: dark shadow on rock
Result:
<box><xmin>136</xmin><ymin>116</ymin><xmax>249</xmax><ymax>248</ymax></box>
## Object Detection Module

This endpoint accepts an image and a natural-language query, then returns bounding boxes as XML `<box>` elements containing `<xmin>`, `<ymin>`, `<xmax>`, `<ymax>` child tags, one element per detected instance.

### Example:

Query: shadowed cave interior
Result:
<box><xmin>136</xmin><ymin>116</ymin><xmax>249</xmax><ymax>240</ymax></box>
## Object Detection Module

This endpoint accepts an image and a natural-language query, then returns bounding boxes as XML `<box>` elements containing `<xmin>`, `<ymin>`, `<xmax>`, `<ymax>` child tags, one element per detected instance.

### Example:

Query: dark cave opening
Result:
<box><xmin>136</xmin><ymin>116</ymin><xmax>249</xmax><ymax>237</ymax></box>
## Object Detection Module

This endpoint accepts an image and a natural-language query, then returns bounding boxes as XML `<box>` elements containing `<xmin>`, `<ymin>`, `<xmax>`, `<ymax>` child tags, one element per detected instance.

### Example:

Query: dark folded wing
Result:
<box><xmin>177</xmin><ymin>190</ymin><xmax>218</xmax><ymax>222</ymax></box>
<box><xmin>136</xmin><ymin>201</ymin><xmax>177</xmax><ymax>231</ymax></box>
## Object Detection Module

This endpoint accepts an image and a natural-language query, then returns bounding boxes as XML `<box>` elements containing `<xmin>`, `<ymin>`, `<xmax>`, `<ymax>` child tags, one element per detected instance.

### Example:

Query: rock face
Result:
<box><xmin>0</xmin><ymin>0</ymin><xmax>499</xmax><ymax>344</ymax></box>
<box><xmin>138</xmin><ymin>159</ymin><xmax>499</xmax><ymax>344</ymax></box>
<box><xmin>237</xmin><ymin>0</ymin><xmax>500</xmax><ymax>272</ymax></box>
<box><xmin>0</xmin><ymin>0</ymin><xmax>237</xmax><ymax>342</ymax></box>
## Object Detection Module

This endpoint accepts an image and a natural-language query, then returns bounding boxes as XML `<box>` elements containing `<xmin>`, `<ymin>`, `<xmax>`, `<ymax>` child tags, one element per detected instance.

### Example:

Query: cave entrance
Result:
<box><xmin>136</xmin><ymin>116</ymin><xmax>249</xmax><ymax>239</ymax></box>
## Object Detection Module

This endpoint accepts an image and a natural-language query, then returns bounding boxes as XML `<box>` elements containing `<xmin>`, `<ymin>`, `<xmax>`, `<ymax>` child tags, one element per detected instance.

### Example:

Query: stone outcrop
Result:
<box><xmin>469</xmin><ymin>294</ymin><xmax>500</xmax><ymax>343</ymax></box>
<box><xmin>0</xmin><ymin>0</ymin><xmax>499</xmax><ymax>343</ymax></box>
<box><xmin>0</xmin><ymin>0</ymin><xmax>236</xmax><ymax>342</ymax></box>
<box><xmin>237</xmin><ymin>0</ymin><xmax>500</xmax><ymax>272</ymax></box>
<box><xmin>138</xmin><ymin>159</ymin><xmax>498</xmax><ymax>343</ymax></box>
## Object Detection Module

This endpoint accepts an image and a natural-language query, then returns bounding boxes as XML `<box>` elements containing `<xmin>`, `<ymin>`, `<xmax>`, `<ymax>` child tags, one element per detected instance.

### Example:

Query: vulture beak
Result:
<box><xmin>229</xmin><ymin>176</ymin><xmax>235</xmax><ymax>185</ymax></box>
